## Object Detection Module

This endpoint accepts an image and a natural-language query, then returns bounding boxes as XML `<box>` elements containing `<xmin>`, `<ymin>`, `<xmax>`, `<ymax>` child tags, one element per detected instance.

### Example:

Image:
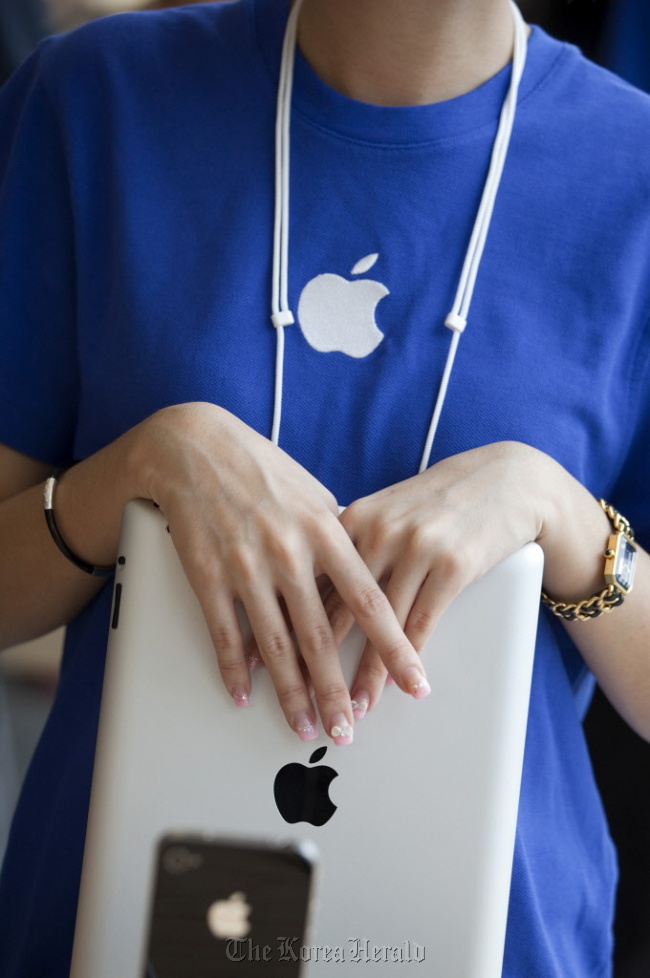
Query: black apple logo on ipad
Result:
<box><xmin>273</xmin><ymin>747</ymin><xmax>338</xmax><ymax>826</ymax></box>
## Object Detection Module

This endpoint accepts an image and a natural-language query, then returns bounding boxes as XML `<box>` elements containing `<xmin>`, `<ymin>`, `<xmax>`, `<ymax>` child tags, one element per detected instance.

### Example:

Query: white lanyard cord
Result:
<box><xmin>418</xmin><ymin>0</ymin><xmax>527</xmax><ymax>471</ymax></box>
<box><xmin>270</xmin><ymin>0</ymin><xmax>528</xmax><ymax>465</ymax></box>
<box><xmin>270</xmin><ymin>0</ymin><xmax>303</xmax><ymax>445</ymax></box>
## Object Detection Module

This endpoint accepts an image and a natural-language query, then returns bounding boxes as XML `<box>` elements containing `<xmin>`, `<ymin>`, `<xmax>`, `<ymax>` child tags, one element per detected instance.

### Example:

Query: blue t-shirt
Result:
<box><xmin>1</xmin><ymin>1</ymin><xmax>649</xmax><ymax>975</ymax></box>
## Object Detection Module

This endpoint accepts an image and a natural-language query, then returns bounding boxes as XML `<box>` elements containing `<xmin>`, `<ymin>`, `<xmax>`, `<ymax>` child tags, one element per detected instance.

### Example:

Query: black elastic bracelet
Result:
<box><xmin>43</xmin><ymin>466</ymin><xmax>115</xmax><ymax>577</ymax></box>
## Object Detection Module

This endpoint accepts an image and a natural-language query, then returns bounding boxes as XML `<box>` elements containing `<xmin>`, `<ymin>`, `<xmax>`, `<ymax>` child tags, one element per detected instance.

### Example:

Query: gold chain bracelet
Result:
<box><xmin>541</xmin><ymin>499</ymin><xmax>637</xmax><ymax>622</ymax></box>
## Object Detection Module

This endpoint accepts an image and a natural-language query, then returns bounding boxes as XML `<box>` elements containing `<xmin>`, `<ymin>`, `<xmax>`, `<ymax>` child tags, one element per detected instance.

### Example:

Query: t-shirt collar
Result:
<box><xmin>251</xmin><ymin>0</ymin><xmax>561</xmax><ymax>146</ymax></box>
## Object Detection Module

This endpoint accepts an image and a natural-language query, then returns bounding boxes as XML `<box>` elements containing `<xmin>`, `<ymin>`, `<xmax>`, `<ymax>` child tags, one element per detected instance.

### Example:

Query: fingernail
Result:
<box><xmin>404</xmin><ymin>668</ymin><xmax>431</xmax><ymax>700</ymax></box>
<box><xmin>294</xmin><ymin>713</ymin><xmax>318</xmax><ymax>742</ymax></box>
<box><xmin>231</xmin><ymin>686</ymin><xmax>250</xmax><ymax>708</ymax></box>
<box><xmin>245</xmin><ymin>653</ymin><xmax>261</xmax><ymax>672</ymax></box>
<box><xmin>330</xmin><ymin>713</ymin><xmax>353</xmax><ymax>745</ymax></box>
<box><xmin>350</xmin><ymin>693</ymin><xmax>369</xmax><ymax>720</ymax></box>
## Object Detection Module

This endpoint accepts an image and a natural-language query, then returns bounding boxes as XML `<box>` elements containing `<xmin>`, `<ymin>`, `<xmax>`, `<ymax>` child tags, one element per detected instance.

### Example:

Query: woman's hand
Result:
<box><xmin>135</xmin><ymin>403</ymin><xmax>430</xmax><ymax>745</ymax></box>
<box><xmin>325</xmin><ymin>441</ymin><xmax>613</xmax><ymax>719</ymax></box>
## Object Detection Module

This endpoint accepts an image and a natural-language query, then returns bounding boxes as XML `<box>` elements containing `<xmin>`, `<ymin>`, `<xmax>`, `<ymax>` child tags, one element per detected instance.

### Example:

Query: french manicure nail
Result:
<box><xmin>231</xmin><ymin>686</ymin><xmax>250</xmax><ymax>707</ymax></box>
<box><xmin>404</xmin><ymin>668</ymin><xmax>431</xmax><ymax>699</ymax></box>
<box><xmin>351</xmin><ymin>694</ymin><xmax>369</xmax><ymax>720</ymax></box>
<box><xmin>330</xmin><ymin>713</ymin><xmax>353</xmax><ymax>745</ymax></box>
<box><xmin>294</xmin><ymin>713</ymin><xmax>318</xmax><ymax>742</ymax></box>
<box><xmin>245</xmin><ymin>653</ymin><xmax>261</xmax><ymax>672</ymax></box>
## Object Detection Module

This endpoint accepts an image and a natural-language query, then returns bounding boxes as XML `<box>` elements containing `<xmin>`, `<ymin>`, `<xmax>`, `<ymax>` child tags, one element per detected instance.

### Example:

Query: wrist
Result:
<box><xmin>541</xmin><ymin>500</ymin><xmax>637</xmax><ymax>621</ymax></box>
<box><xmin>43</xmin><ymin>468</ymin><xmax>115</xmax><ymax>576</ymax></box>
<box><xmin>50</xmin><ymin>425</ymin><xmax>154</xmax><ymax>570</ymax></box>
<box><xmin>131</xmin><ymin>402</ymin><xmax>230</xmax><ymax>505</ymax></box>
<box><xmin>535</xmin><ymin>463</ymin><xmax>613</xmax><ymax>605</ymax></box>
<box><xmin>125</xmin><ymin>411</ymin><xmax>166</xmax><ymax>504</ymax></box>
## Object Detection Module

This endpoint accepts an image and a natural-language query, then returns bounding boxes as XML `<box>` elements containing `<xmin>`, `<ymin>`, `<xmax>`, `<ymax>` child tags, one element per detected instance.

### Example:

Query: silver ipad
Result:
<box><xmin>71</xmin><ymin>499</ymin><xmax>543</xmax><ymax>978</ymax></box>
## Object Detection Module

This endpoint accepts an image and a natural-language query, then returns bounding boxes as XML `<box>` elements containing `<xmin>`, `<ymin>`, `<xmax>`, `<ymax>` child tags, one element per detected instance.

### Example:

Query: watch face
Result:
<box><xmin>612</xmin><ymin>535</ymin><xmax>637</xmax><ymax>593</ymax></box>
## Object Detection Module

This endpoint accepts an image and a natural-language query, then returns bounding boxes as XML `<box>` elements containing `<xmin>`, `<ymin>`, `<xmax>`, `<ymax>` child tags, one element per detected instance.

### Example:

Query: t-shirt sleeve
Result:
<box><xmin>0</xmin><ymin>40</ymin><xmax>79</xmax><ymax>465</ymax></box>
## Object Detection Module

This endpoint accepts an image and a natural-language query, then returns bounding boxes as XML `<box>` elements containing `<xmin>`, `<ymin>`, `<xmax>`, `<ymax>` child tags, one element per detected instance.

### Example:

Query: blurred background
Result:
<box><xmin>0</xmin><ymin>2</ymin><xmax>649</xmax><ymax>976</ymax></box>
<box><xmin>1</xmin><ymin>0</ymin><xmax>649</xmax><ymax>88</ymax></box>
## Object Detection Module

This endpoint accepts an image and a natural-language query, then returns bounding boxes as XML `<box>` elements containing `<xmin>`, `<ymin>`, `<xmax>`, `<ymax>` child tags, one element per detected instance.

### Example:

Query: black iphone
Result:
<box><xmin>143</xmin><ymin>834</ymin><xmax>317</xmax><ymax>978</ymax></box>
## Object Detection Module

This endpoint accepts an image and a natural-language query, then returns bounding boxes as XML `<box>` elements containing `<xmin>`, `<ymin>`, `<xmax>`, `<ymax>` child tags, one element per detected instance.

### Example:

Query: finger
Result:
<box><xmin>323</xmin><ymin>514</ymin><xmax>382</xmax><ymax>647</ymax></box>
<box><xmin>315</xmin><ymin>573</ymin><xmax>333</xmax><ymax>601</ymax></box>
<box><xmin>202</xmin><ymin>591</ymin><xmax>252</xmax><ymax>708</ymax></box>
<box><xmin>245</xmin><ymin>648</ymin><xmax>264</xmax><ymax>673</ymax></box>
<box><xmin>322</xmin><ymin>532</ymin><xmax>431</xmax><ymax>701</ymax></box>
<box><xmin>350</xmin><ymin>558</ymin><xmax>427</xmax><ymax>715</ymax></box>
<box><xmin>349</xmin><ymin>649</ymin><xmax>386</xmax><ymax>719</ymax></box>
<box><xmin>323</xmin><ymin>586</ymin><xmax>356</xmax><ymax>647</ymax></box>
<box><xmin>244</xmin><ymin>591</ymin><xmax>297</xmax><ymax>671</ymax></box>
<box><xmin>404</xmin><ymin>531</ymin><xmax>476</xmax><ymax>653</ymax></box>
<box><xmin>282</xmin><ymin>580</ymin><xmax>354</xmax><ymax>746</ymax></box>
<box><xmin>324</xmin><ymin>550</ymin><xmax>388</xmax><ymax>647</ymax></box>
<box><xmin>168</xmin><ymin>529</ymin><xmax>255</xmax><ymax>706</ymax></box>
<box><xmin>404</xmin><ymin>565</ymin><xmax>461</xmax><ymax>650</ymax></box>
<box><xmin>298</xmin><ymin>654</ymin><xmax>315</xmax><ymax>698</ymax></box>
<box><xmin>242</xmin><ymin>586</ymin><xmax>319</xmax><ymax>743</ymax></box>
<box><xmin>243</xmin><ymin>626</ymin><xmax>263</xmax><ymax>672</ymax></box>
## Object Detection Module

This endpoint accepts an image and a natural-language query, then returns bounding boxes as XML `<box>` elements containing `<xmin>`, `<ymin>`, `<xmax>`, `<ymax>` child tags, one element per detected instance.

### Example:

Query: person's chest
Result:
<box><xmin>70</xmin><ymin>100</ymin><xmax>637</xmax><ymax>504</ymax></box>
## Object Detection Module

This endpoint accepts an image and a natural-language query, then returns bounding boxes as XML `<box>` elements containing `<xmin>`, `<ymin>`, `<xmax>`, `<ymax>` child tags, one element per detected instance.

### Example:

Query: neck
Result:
<box><xmin>295</xmin><ymin>0</ymin><xmax>518</xmax><ymax>107</ymax></box>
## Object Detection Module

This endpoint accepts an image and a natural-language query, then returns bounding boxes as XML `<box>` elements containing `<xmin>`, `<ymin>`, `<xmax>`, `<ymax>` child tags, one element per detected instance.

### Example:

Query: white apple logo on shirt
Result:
<box><xmin>297</xmin><ymin>253</ymin><xmax>388</xmax><ymax>358</ymax></box>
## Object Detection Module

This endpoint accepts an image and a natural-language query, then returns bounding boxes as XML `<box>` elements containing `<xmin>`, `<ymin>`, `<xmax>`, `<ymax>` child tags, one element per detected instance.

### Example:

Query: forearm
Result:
<box><xmin>567</xmin><ymin>547</ymin><xmax>650</xmax><ymax>739</ymax></box>
<box><xmin>0</xmin><ymin>427</ymin><xmax>145</xmax><ymax>650</ymax></box>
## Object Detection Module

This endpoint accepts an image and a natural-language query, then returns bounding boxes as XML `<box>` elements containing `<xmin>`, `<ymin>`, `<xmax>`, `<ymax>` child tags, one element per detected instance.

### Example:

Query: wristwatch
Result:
<box><xmin>541</xmin><ymin>499</ymin><xmax>637</xmax><ymax>622</ymax></box>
